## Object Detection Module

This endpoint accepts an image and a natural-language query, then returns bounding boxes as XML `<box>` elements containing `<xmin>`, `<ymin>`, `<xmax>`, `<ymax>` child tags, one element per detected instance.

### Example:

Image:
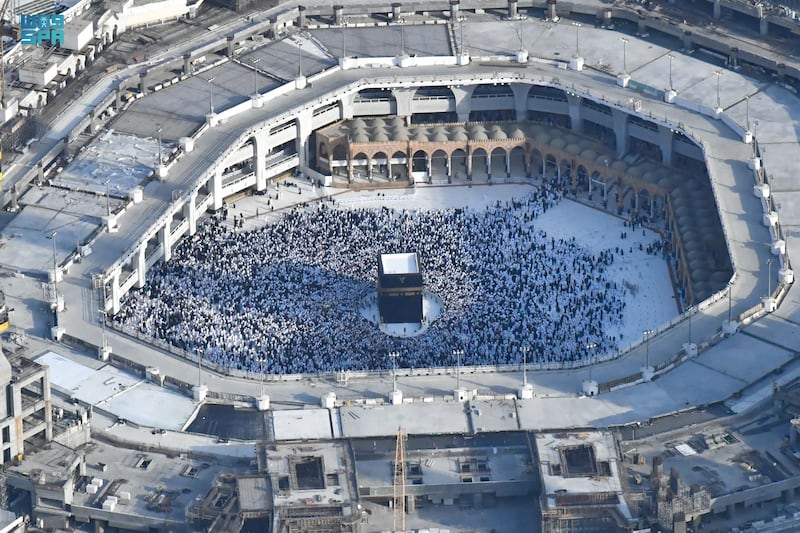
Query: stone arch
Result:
<box><xmin>509</xmin><ymin>146</ymin><xmax>526</xmax><ymax>177</ymax></box>
<box><xmin>471</xmin><ymin>147</ymin><xmax>489</xmax><ymax>179</ymax></box>
<box><xmin>332</xmin><ymin>144</ymin><xmax>347</xmax><ymax>162</ymax></box>
<box><xmin>411</xmin><ymin>149</ymin><xmax>428</xmax><ymax>173</ymax></box>
<box><xmin>490</xmin><ymin>147</ymin><xmax>507</xmax><ymax>178</ymax></box>
<box><xmin>372</xmin><ymin>151</ymin><xmax>389</xmax><ymax>179</ymax></box>
<box><xmin>559</xmin><ymin>159</ymin><xmax>572</xmax><ymax>186</ymax></box>
<box><xmin>451</xmin><ymin>148</ymin><xmax>467</xmax><ymax>178</ymax></box>
<box><xmin>431</xmin><ymin>149</ymin><xmax>448</xmax><ymax>177</ymax></box>
<box><xmin>544</xmin><ymin>153</ymin><xmax>558</xmax><ymax>179</ymax></box>
<box><xmin>530</xmin><ymin>148</ymin><xmax>543</xmax><ymax>177</ymax></box>
<box><xmin>391</xmin><ymin>150</ymin><xmax>408</xmax><ymax>180</ymax></box>
<box><xmin>576</xmin><ymin>165</ymin><xmax>588</xmax><ymax>190</ymax></box>
<box><xmin>636</xmin><ymin>188</ymin><xmax>651</xmax><ymax>214</ymax></box>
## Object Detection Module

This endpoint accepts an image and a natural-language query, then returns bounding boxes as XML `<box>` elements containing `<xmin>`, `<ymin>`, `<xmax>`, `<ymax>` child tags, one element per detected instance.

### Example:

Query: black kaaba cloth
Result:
<box><xmin>377</xmin><ymin>252</ymin><xmax>424</xmax><ymax>324</ymax></box>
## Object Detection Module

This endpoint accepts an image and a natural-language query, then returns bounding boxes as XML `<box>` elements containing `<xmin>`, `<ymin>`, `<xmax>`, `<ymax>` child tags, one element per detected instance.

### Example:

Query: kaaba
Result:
<box><xmin>377</xmin><ymin>252</ymin><xmax>424</xmax><ymax>324</ymax></box>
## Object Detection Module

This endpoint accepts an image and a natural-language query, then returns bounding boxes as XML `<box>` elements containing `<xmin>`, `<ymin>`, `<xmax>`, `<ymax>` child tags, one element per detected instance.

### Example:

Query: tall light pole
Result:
<box><xmin>156</xmin><ymin>124</ymin><xmax>163</xmax><ymax>167</ymax></box>
<box><xmin>258</xmin><ymin>355</ymin><xmax>266</xmax><ymax>396</ymax></box>
<box><xmin>198</xmin><ymin>353</ymin><xmax>203</xmax><ymax>387</ymax></box>
<box><xmin>389</xmin><ymin>351</ymin><xmax>399</xmax><ymax>393</ymax></box>
<box><xmin>50</xmin><ymin>230</ymin><xmax>58</xmax><ymax>305</ymax></box>
<box><xmin>586</xmin><ymin>342</ymin><xmax>598</xmax><ymax>382</ymax></box>
<box><xmin>452</xmin><ymin>348</ymin><xmax>464</xmax><ymax>391</ymax></box>
<box><xmin>252</xmin><ymin>57</ymin><xmax>262</xmax><ymax>95</ymax></box>
<box><xmin>207</xmin><ymin>76</ymin><xmax>215</xmax><ymax>114</ymax></box>
<box><xmin>767</xmin><ymin>258</ymin><xmax>773</xmax><ymax>299</ymax></box>
<box><xmin>521</xmin><ymin>345</ymin><xmax>529</xmax><ymax>388</ymax></box>
<box><xmin>714</xmin><ymin>70</ymin><xmax>723</xmax><ymax>109</ymax></box>
<box><xmin>104</xmin><ymin>179</ymin><xmax>111</xmax><ymax>218</ymax></box>
<box><xmin>667</xmin><ymin>53</ymin><xmax>674</xmax><ymax>92</ymax></box>
<box><xmin>643</xmin><ymin>329</ymin><xmax>654</xmax><ymax>368</ymax></box>
<box><xmin>687</xmin><ymin>305</ymin><xmax>695</xmax><ymax>345</ymax></box>
<box><xmin>573</xmin><ymin>22</ymin><xmax>581</xmax><ymax>57</ymax></box>
<box><xmin>620</xmin><ymin>37</ymin><xmax>629</xmax><ymax>74</ymax></box>
<box><xmin>728</xmin><ymin>281</ymin><xmax>734</xmax><ymax>323</ymax></box>
<box><xmin>745</xmin><ymin>94</ymin><xmax>750</xmax><ymax>131</ymax></box>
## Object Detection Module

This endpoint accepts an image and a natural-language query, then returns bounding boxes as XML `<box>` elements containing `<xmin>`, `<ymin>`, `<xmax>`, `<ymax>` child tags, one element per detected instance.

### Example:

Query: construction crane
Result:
<box><xmin>392</xmin><ymin>426</ymin><xmax>406</xmax><ymax>533</ymax></box>
<box><xmin>0</xmin><ymin>0</ymin><xmax>10</xmax><ymax>105</ymax></box>
<box><xmin>0</xmin><ymin>0</ymin><xmax>10</xmax><ymax>194</ymax></box>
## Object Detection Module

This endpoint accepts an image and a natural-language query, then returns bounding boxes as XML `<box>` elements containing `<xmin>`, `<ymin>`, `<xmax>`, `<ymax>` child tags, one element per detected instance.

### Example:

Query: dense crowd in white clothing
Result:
<box><xmin>113</xmin><ymin>183</ymin><xmax>631</xmax><ymax>373</ymax></box>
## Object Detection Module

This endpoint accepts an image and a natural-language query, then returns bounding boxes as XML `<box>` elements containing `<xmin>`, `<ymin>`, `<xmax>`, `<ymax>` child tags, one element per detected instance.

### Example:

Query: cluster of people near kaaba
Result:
<box><xmin>114</xmin><ymin>181</ymin><xmax>633</xmax><ymax>374</ymax></box>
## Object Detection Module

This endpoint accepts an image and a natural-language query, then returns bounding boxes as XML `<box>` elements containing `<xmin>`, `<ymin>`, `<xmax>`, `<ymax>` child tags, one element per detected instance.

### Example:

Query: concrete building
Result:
<box><xmin>536</xmin><ymin>431</ymin><xmax>633</xmax><ymax>532</ymax></box>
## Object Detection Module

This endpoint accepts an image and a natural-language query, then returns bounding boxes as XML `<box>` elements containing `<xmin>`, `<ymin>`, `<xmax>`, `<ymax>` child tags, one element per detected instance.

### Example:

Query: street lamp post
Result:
<box><xmin>259</xmin><ymin>356</ymin><xmax>266</xmax><ymax>396</ymax></box>
<box><xmin>586</xmin><ymin>342</ymin><xmax>598</xmax><ymax>382</ymax></box>
<box><xmin>452</xmin><ymin>348</ymin><xmax>464</xmax><ymax>391</ymax></box>
<box><xmin>207</xmin><ymin>76</ymin><xmax>215</xmax><ymax>114</ymax></box>
<box><xmin>667</xmin><ymin>53</ymin><xmax>674</xmax><ymax>92</ymax></box>
<box><xmin>389</xmin><ymin>351</ymin><xmax>399</xmax><ymax>393</ymax></box>
<box><xmin>252</xmin><ymin>57</ymin><xmax>262</xmax><ymax>95</ymax></box>
<box><xmin>620</xmin><ymin>37</ymin><xmax>629</xmax><ymax>74</ymax></box>
<box><xmin>714</xmin><ymin>70</ymin><xmax>723</xmax><ymax>109</ymax></box>
<box><xmin>104</xmin><ymin>179</ymin><xmax>111</xmax><ymax>218</ymax></box>
<box><xmin>156</xmin><ymin>125</ymin><xmax>163</xmax><ymax>167</ymax></box>
<box><xmin>643</xmin><ymin>329</ymin><xmax>654</xmax><ymax>368</ymax></box>
<box><xmin>521</xmin><ymin>346</ymin><xmax>529</xmax><ymax>387</ymax></box>
<box><xmin>728</xmin><ymin>282</ymin><xmax>733</xmax><ymax>323</ymax></box>
<box><xmin>574</xmin><ymin>22</ymin><xmax>581</xmax><ymax>57</ymax></box>
<box><xmin>687</xmin><ymin>305</ymin><xmax>695</xmax><ymax>345</ymax></box>
<box><xmin>198</xmin><ymin>353</ymin><xmax>203</xmax><ymax>387</ymax></box>
<box><xmin>767</xmin><ymin>258</ymin><xmax>773</xmax><ymax>299</ymax></box>
<box><xmin>50</xmin><ymin>230</ymin><xmax>58</xmax><ymax>304</ymax></box>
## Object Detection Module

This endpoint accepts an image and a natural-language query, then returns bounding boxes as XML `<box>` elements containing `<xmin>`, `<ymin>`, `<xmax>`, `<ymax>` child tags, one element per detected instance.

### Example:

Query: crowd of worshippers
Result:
<box><xmin>113</xmin><ymin>183</ymin><xmax>633</xmax><ymax>374</ymax></box>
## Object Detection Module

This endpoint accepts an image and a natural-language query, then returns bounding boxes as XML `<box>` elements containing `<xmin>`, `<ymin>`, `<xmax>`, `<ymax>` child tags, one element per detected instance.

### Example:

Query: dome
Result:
<box><xmin>392</xmin><ymin>128</ymin><xmax>409</xmax><ymax>141</ymax></box>
<box><xmin>353</xmin><ymin>131</ymin><xmax>369</xmax><ymax>143</ymax></box>
<box><xmin>550</xmin><ymin>137</ymin><xmax>567</xmax><ymax>150</ymax></box>
<box><xmin>490</xmin><ymin>126</ymin><xmax>507</xmax><ymax>140</ymax></box>
<box><xmin>413</xmin><ymin>128</ymin><xmax>429</xmax><ymax>142</ymax></box>
<box><xmin>351</xmin><ymin>118</ymin><xmax>367</xmax><ymax>128</ymax></box>
<box><xmin>432</xmin><ymin>131</ymin><xmax>450</xmax><ymax>142</ymax></box>
<box><xmin>508</xmin><ymin>127</ymin><xmax>525</xmax><ymax>139</ymax></box>
<box><xmin>373</xmin><ymin>130</ymin><xmax>390</xmax><ymax>142</ymax></box>
<box><xmin>472</xmin><ymin>130</ymin><xmax>489</xmax><ymax>141</ymax></box>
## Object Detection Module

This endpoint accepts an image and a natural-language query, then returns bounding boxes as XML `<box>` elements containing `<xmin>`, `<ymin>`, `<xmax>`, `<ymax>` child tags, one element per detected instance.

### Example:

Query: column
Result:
<box><xmin>682</xmin><ymin>31</ymin><xmax>693</xmax><ymax>52</ymax></box>
<box><xmin>567</xmin><ymin>93</ymin><xmax>582</xmax><ymax>133</ymax></box>
<box><xmin>450</xmin><ymin>0</ymin><xmax>459</xmax><ymax>20</ymax></box>
<box><xmin>759</xmin><ymin>16</ymin><xmax>768</xmax><ymax>36</ymax></box>
<box><xmin>392</xmin><ymin>2</ymin><xmax>401</xmax><ymax>20</ymax></box>
<box><xmin>391</xmin><ymin>87</ymin><xmax>416</xmax><ymax>122</ymax></box>
<box><xmin>612</xmin><ymin>109</ymin><xmax>629</xmax><ymax>157</ymax></box>
<box><xmin>43</xmin><ymin>372</ymin><xmax>53</xmax><ymax>441</ymax></box>
<box><xmin>508</xmin><ymin>0</ymin><xmax>518</xmax><ymax>19</ymax></box>
<box><xmin>297</xmin><ymin>5</ymin><xmax>307</xmax><ymax>27</ymax></box>
<box><xmin>713</xmin><ymin>0</ymin><xmax>721</xmax><ymax>18</ymax></box>
<box><xmin>136</xmin><ymin>245</ymin><xmax>146</xmax><ymax>288</ymax></box>
<box><xmin>254</xmin><ymin>132</ymin><xmax>268</xmax><ymax>191</ymax></box>
<box><xmin>139</xmin><ymin>72</ymin><xmax>147</xmax><ymax>95</ymax></box>
<box><xmin>486</xmin><ymin>152</ymin><xmax>492</xmax><ymax>178</ymax></box>
<box><xmin>340</xmin><ymin>93</ymin><xmax>355</xmax><ymax>120</ymax></box>
<box><xmin>466</xmin><ymin>148</ymin><xmax>473</xmax><ymax>178</ymax></box>
<box><xmin>295</xmin><ymin>109</ymin><xmax>314</xmax><ymax>170</ymax></box>
<box><xmin>161</xmin><ymin>224</ymin><xmax>172</xmax><ymax>262</ymax></box>
<box><xmin>505</xmin><ymin>151</ymin><xmax>511</xmax><ymax>176</ymax></box>
<box><xmin>658</xmin><ymin>126</ymin><xmax>674</xmax><ymax>166</ymax></box>
<box><xmin>187</xmin><ymin>192</ymin><xmax>198</xmax><ymax>235</ymax></box>
<box><xmin>451</xmin><ymin>85</ymin><xmax>474</xmax><ymax>122</ymax></box>
<box><xmin>546</xmin><ymin>0</ymin><xmax>557</xmax><ymax>21</ymax></box>
<box><xmin>426</xmin><ymin>154</ymin><xmax>432</xmax><ymax>178</ymax></box>
<box><xmin>212</xmin><ymin>166</ymin><xmax>224</xmax><ymax>211</ymax></box>
<box><xmin>183</xmin><ymin>53</ymin><xmax>192</xmax><ymax>76</ymax></box>
<box><xmin>110</xmin><ymin>270</ymin><xmax>121</xmax><ymax>315</ymax></box>
<box><xmin>511</xmin><ymin>83</ymin><xmax>530</xmax><ymax>121</ymax></box>
<box><xmin>447</xmin><ymin>154</ymin><xmax>452</xmax><ymax>177</ymax></box>
<box><xmin>114</xmin><ymin>87</ymin><xmax>122</xmax><ymax>110</ymax></box>
<box><xmin>333</xmin><ymin>4</ymin><xmax>344</xmax><ymax>25</ymax></box>
<box><xmin>226</xmin><ymin>36</ymin><xmax>235</xmax><ymax>58</ymax></box>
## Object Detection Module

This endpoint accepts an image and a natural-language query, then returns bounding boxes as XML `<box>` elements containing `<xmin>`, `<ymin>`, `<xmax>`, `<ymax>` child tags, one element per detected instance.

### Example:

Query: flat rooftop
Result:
<box><xmin>380</xmin><ymin>252</ymin><xmax>419</xmax><ymax>275</ymax></box>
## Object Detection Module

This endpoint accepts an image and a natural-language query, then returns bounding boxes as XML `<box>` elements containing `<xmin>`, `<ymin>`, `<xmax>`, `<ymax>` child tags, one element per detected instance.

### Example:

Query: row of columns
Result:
<box><xmin>299</xmin><ymin>0</ymin><xmax>527</xmax><ymax>28</ymax></box>
<box><xmin>105</xmin><ymin>108</ymin><xmax>315</xmax><ymax>314</ymax></box>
